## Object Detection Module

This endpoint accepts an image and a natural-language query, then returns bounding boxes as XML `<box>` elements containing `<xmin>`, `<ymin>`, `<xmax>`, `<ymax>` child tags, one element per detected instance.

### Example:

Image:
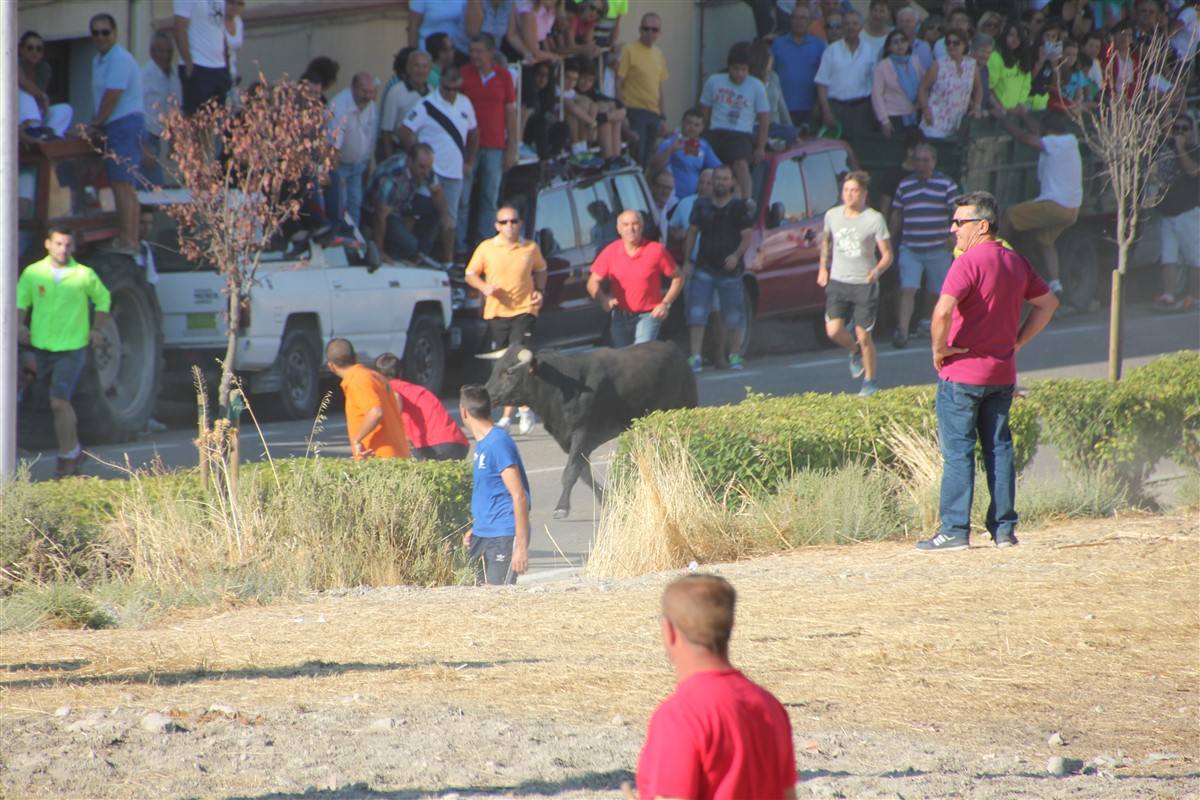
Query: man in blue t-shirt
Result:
<box><xmin>460</xmin><ymin>384</ymin><xmax>531</xmax><ymax>585</ymax></box>
<box><xmin>771</xmin><ymin>4</ymin><xmax>826</xmax><ymax>129</ymax></box>
<box><xmin>648</xmin><ymin>108</ymin><xmax>722</xmax><ymax>199</ymax></box>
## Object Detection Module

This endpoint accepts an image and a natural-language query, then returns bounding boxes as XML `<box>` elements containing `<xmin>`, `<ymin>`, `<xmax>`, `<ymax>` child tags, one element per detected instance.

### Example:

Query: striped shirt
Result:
<box><xmin>892</xmin><ymin>171</ymin><xmax>959</xmax><ymax>251</ymax></box>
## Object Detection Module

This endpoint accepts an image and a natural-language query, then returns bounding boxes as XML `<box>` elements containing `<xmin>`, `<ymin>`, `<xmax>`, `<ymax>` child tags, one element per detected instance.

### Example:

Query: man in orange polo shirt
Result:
<box><xmin>464</xmin><ymin>204</ymin><xmax>548</xmax><ymax>434</ymax></box>
<box><xmin>325</xmin><ymin>338</ymin><xmax>410</xmax><ymax>459</ymax></box>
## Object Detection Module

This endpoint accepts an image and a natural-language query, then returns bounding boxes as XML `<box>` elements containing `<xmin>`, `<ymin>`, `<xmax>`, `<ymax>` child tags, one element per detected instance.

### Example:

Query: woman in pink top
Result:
<box><xmin>873</xmin><ymin>30</ymin><xmax>926</xmax><ymax>139</ymax></box>
<box><xmin>516</xmin><ymin>0</ymin><xmax>562</xmax><ymax>62</ymax></box>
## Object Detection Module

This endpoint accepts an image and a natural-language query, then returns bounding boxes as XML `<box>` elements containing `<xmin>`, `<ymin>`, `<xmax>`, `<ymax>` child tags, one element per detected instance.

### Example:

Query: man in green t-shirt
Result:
<box><xmin>16</xmin><ymin>226</ymin><xmax>112</xmax><ymax>478</ymax></box>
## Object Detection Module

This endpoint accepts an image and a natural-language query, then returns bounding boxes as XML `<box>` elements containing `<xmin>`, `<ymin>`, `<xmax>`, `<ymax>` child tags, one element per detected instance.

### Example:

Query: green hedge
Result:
<box><xmin>0</xmin><ymin>457</ymin><xmax>472</xmax><ymax>595</ymax></box>
<box><xmin>613</xmin><ymin>385</ymin><xmax>1040</xmax><ymax>502</ymax></box>
<box><xmin>1027</xmin><ymin>351</ymin><xmax>1200</xmax><ymax>493</ymax></box>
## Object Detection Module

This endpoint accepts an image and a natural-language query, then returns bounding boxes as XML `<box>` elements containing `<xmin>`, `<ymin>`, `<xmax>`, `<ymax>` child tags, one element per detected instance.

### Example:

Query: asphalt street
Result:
<box><xmin>18</xmin><ymin>305</ymin><xmax>1199</xmax><ymax>577</ymax></box>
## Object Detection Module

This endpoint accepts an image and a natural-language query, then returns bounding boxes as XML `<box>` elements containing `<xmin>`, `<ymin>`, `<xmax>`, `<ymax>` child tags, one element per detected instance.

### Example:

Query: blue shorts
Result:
<box><xmin>898</xmin><ymin>245</ymin><xmax>953</xmax><ymax>292</ymax></box>
<box><xmin>34</xmin><ymin>347</ymin><xmax>88</xmax><ymax>401</ymax></box>
<box><xmin>103</xmin><ymin>113</ymin><xmax>145</xmax><ymax>184</ymax></box>
<box><xmin>686</xmin><ymin>269</ymin><xmax>746</xmax><ymax>329</ymax></box>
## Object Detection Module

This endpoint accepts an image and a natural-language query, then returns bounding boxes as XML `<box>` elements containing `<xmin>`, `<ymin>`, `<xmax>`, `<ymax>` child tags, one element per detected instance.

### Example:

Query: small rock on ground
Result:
<box><xmin>140</xmin><ymin>713</ymin><xmax>185</xmax><ymax>734</ymax></box>
<box><xmin>1047</xmin><ymin>756</ymin><xmax>1085</xmax><ymax>776</ymax></box>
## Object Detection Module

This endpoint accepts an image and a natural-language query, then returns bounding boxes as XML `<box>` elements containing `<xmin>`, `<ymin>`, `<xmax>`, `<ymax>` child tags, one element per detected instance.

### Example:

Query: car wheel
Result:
<box><xmin>74</xmin><ymin>252</ymin><xmax>163</xmax><ymax>444</ymax></box>
<box><xmin>404</xmin><ymin>314</ymin><xmax>446</xmax><ymax>395</ymax></box>
<box><xmin>275</xmin><ymin>329</ymin><xmax>321</xmax><ymax>420</ymax></box>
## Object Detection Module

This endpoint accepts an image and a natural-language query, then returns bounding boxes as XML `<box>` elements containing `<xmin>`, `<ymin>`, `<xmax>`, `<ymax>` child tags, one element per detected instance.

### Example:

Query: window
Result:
<box><xmin>611</xmin><ymin>172</ymin><xmax>652</xmax><ymax>220</ymax></box>
<box><xmin>768</xmin><ymin>157</ymin><xmax>807</xmax><ymax>224</ymax></box>
<box><xmin>802</xmin><ymin>149</ymin><xmax>851</xmax><ymax>218</ymax></box>
<box><xmin>570</xmin><ymin>180</ymin><xmax>614</xmax><ymax>251</ymax></box>
<box><xmin>534</xmin><ymin>187</ymin><xmax>577</xmax><ymax>256</ymax></box>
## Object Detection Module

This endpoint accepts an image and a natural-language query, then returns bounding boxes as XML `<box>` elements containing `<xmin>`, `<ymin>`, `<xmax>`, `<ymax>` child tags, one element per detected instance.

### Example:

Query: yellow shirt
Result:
<box><xmin>618</xmin><ymin>41</ymin><xmax>668</xmax><ymax>113</ymax></box>
<box><xmin>465</xmin><ymin>236</ymin><xmax>547</xmax><ymax>319</ymax></box>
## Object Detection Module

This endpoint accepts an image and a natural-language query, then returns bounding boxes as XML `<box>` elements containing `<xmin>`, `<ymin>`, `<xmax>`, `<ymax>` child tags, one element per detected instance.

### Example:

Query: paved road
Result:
<box><xmin>19</xmin><ymin>305</ymin><xmax>1199</xmax><ymax>576</ymax></box>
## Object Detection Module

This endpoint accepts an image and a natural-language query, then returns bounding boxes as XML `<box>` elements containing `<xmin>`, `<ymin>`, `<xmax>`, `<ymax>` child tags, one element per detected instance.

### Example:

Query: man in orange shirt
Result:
<box><xmin>325</xmin><ymin>338</ymin><xmax>410</xmax><ymax>459</ymax></box>
<box><xmin>464</xmin><ymin>205</ymin><xmax>547</xmax><ymax>433</ymax></box>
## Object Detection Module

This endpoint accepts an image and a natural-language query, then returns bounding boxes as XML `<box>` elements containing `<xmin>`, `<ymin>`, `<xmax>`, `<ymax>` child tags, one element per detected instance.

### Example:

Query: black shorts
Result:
<box><xmin>704</xmin><ymin>129</ymin><xmax>754</xmax><ymax>165</ymax></box>
<box><xmin>412</xmin><ymin>442</ymin><xmax>469</xmax><ymax>461</ymax></box>
<box><xmin>488</xmin><ymin>314</ymin><xmax>536</xmax><ymax>350</ymax></box>
<box><xmin>824</xmin><ymin>279</ymin><xmax>880</xmax><ymax>333</ymax></box>
<box><xmin>179</xmin><ymin>64</ymin><xmax>231</xmax><ymax>114</ymax></box>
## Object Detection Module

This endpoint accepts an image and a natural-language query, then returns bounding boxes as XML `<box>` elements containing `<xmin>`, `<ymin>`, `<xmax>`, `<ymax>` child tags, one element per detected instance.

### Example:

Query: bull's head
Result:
<box><xmin>478</xmin><ymin>345</ymin><xmax>536</xmax><ymax>406</ymax></box>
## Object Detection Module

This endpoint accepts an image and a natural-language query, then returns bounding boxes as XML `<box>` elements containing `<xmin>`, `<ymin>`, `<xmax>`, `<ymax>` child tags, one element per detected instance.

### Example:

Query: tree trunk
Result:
<box><xmin>218</xmin><ymin>286</ymin><xmax>241</xmax><ymax>420</ymax></box>
<box><xmin>1108</xmin><ymin>267</ymin><xmax>1123</xmax><ymax>383</ymax></box>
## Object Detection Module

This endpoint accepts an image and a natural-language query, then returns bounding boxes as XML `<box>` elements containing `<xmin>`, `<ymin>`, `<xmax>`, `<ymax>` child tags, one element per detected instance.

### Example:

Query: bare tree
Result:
<box><xmin>1064</xmin><ymin>31</ymin><xmax>1193</xmax><ymax>381</ymax></box>
<box><xmin>158</xmin><ymin>76</ymin><xmax>335</xmax><ymax>417</ymax></box>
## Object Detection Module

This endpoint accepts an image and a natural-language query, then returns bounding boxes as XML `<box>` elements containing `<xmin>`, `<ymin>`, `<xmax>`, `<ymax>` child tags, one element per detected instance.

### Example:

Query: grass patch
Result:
<box><xmin>751</xmin><ymin>463</ymin><xmax>907</xmax><ymax>547</ymax></box>
<box><xmin>1</xmin><ymin>457</ymin><xmax>474</xmax><ymax>631</ymax></box>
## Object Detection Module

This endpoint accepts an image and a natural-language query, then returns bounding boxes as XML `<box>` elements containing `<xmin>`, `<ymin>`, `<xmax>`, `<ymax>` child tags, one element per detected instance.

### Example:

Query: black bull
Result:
<box><xmin>482</xmin><ymin>341</ymin><xmax>699</xmax><ymax>518</ymax></box>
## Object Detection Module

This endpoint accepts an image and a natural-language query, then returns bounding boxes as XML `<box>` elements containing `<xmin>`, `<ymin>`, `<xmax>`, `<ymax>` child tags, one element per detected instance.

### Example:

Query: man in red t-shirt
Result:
<box><xmin>920</xmin><ymin>191</ymin><xmax>1059</xmax><ymax>553</ymax></box>
<box><xmin>374</xmin><ymin>353</ymin><xmax>470</xmax><ymax>460</ymax></box>
<box><xmin>458</xmin><ymin>32</ymin><xmax>518</xmax><ymax>254</ymax></box>
<box><xmin>587</xmin><ymin>210</ymin><xmax>684</xmax><ymax>348</ymax></box>
<box><xmin>637</xmin><ymin>575</ymin><xmax>796</xmax><ymax>800</ymax></box>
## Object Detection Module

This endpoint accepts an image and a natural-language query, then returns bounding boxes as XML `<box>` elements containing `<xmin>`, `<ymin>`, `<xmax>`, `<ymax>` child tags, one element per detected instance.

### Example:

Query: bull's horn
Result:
<box><xmin>516</xmin><ymin>348</ymin><xmax>533</xmax><ymax>364</ymax></box>
<box><xmin>475</xmin><ymin>348</ymin><xmax>507</xmax><ymax>360</ymax></box>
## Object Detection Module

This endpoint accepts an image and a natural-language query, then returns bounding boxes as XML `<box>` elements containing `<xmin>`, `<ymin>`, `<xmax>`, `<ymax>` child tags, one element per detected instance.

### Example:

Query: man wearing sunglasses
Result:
<box><xmin>87</xmin><ymin>13</ymin><xmax>144</xmax><ymax>255</ymax></box>
<box><xmin>920</xmin><ymin>191</ymin><xmax>1058</xmax><ymax>553</ymax></box>
<box><xmin>617</xmin><ymin>12</ymin><xmax>669</xmax><ymax>166</ymax></box>
<box><xmin>465</xmin><ymin>207</ymin><xmax>547</xmax><ymax>433</ymax></box>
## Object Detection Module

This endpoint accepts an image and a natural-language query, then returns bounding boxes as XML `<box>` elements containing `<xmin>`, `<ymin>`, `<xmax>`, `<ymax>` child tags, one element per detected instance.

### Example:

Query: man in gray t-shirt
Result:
<box><xmin>819</xmin><ymin>171</ymin><xmax>893</xmax><ymax>396</ymax></box>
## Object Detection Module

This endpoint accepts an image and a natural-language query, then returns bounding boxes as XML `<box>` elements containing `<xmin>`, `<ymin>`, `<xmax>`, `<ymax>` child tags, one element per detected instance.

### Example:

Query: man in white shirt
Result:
<box><xmin>173</xmin><ymin>0</ymin><xmax>230</xmax><ymax>114</ymax></box>
<box><xmin>860</xmin><ymin>0</ymin><xmax>893</xmax><ymax>57</ymax></box>
<box><xmin>996</xmin><ymin>111</ymin><xmax>1082</xmax><ymax>300</ymax></box>
<box><xmin>398</xmin><ymin>63</ymin><xmax>480</xmax><ymax>262</ymax></box>
<box><xmin>329</xmin><ymin>72</ymin><xmax>379</xmax><ymax>232</ymax></box>
<box><xmin>814</xmin><ymin>11</ymin><xmax>877</xmax><ymax>138</ymax></box>
<box><xmin>140</xmin><ymin>31</ymin><xmax>182</xmax><ymax>186</ymax></box>
<box><xmin>380</xmin><ymin>49</ymin><xmax>432</xmax><ymax>159</ymax></box>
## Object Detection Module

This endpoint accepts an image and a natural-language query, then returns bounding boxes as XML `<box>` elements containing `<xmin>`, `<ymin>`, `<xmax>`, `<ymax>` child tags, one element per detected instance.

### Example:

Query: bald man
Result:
<box><xmin>637</xmin><ymin>575</ymin><xmax>797</xmax><ymax>800</ymax></box>
<box><xmin>326</xmin><ymin>338</ymin><xmax>410</xmax><ymax>460</ymax></box>
<box><xmin>329</xmin><ymin>72</ymin><xmax>379</xmax><ymax>231</ymax></box>
<box><xmin>587</xmin><ymin>210</ymin><xmax>683</xmax><ymax>348</ymax></box>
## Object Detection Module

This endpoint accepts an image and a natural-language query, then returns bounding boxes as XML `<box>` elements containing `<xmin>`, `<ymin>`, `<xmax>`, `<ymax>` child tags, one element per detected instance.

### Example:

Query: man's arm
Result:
<box><xmin>433</xmin><ymin>184</ymin><xmax>455</xmax><ymax>262</ymax></box>
<box><xmin>587</xmin><ymin>271</ymin><xmax>616</xmax><ymax>310</ymax></box>
<box><xmin>465</xmin><ymin>0</ymin><xmax>484</xmax><ymax>36</ymax></box>
<box><xmin>505</xmin><ymin>101</ymin><xmax>519</xmax><ymax>169</ymax></box>
<box><xmin>351</xmin><ymin>404</ymin><xmax>384</xmax><ymax>457</ymax></box>
<box><xmin>817</xmin><ymin>230</ymin><xmax>832</xmax><ymax>287</ymax></box>
<box><xmin>682</xmin><ymin>224</ymin><xmax>699</xmax><ymax>272</ymax></box>
<box><xmin>868</xmin><ymin>237</ymin><xmax>893</xmax><ymax>282</ymax></box>
<box><xmin>994</xmin><ymin>109</ymin><xmax>1044</xmax><ymax>151</ymax></box>
<box><xmin>654</xmin><ymin>272</ymin><xmax>684</xmax><ymax>319</ymax></box>
<box><xmin>499</xmin><ymin>465</ymin><xmax>529</xmax><ymax>574</ymax></box>
<box><xmin>816</xmin><ymin>83</ymin><xmax>833</xmax><ymax>127</ymax></box>
<box><xmin>754</xmin><ymin>110</ymin><xmax>770</xmax><ymax>161</ymax></box>
<box><xmin>17</xmin><ymin>308</ymin><xmax>30</xmax><ymax>344</ymax></box>
<box><xmin>396</xmin><ymin>124</ymin><xmax>417</xmax><ymax>153</ymax></box>
<box><xmin>1015</xmin><ymin>290</ymin><xmax>1059</xmax><ymax>353</ymax></box>
<box><xmin>646</xmin><ymin>134</ymin><xmax>677</xmax><ymax>176</ymax></box>
<box><xmin>92</xmin><ymin>89</ymin><xmax>124</xmax><ymax>128</ymax></box>
<box><xmin>173</xmin><ymin>16</ymin><xmax>195</xmax><ymax>76</ymax></box>
<box><xmin>373</xmin><ymin>201</ymin><xmax>392</xmax><ymax>254</ymax></box>
<box><xmin>930</xmin><ymin>293</ymin><xmax>969</xmax><ymax>370</ymax></box>
<box><xmin>888</xmin><ymin>207</ymin><xmax>903</xmax><ymax>243</ymax></box>
<box><xmin>89</xmin><ymin>312</ymin><xmax>110</xmax><ymax>348</ymax></box>
<box><xmin>1174</xmin><ymin>137</ymin><xmax>1200</xmax><ymax>177</ymax></box>
<box><xmin>464</xmin><ymin>128</ymin><xmax>480</xmax><ymax>176</ymax></box>
<box><xmin>407</xmin><ymin>11</ymin><xmax>424</xmax><ymax>48</ymax></box>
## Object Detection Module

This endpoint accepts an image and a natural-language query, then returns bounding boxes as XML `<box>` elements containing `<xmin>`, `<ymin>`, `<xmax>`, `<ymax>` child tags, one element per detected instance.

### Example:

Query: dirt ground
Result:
<box><xmin>2</xmin><ymin>512</ymin><xmax>1198</xmax><ymax>800</ymax></box>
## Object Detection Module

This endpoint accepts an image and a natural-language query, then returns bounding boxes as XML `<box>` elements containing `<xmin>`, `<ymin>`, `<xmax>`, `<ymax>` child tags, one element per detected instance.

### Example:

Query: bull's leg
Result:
<box><xmin>553</xmin><ymin>435</ymin><xmax>588</xmax><ymax>520</ymax></box>
<box><xmin>574</xmin><ymin>451</ymin><xmax>605</xmax><ymax>507</ymax></box>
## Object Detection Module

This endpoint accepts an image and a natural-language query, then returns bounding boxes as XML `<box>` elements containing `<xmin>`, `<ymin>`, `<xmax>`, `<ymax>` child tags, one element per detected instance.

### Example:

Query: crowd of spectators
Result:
<box><xmin>17</xmin><ymin>0</ymin><xmax>1198</xmax><ymax>308</ymax></box>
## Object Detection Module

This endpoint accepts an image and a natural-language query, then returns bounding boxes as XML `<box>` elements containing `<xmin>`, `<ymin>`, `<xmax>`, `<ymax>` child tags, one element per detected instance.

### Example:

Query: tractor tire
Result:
<box><xmin>74</xmin><ymin>252</ymin><xmax>163</xmax><ymax>444</ymax></box>
<box><xmin>274</xmin><ymin>328</ymin><xmax>322</xmax><ymax>420</ymax></box>
<box><xmin>404</xmin><ymin>314</ymin><xmax>447</xmax><ymax>395</ymax></box>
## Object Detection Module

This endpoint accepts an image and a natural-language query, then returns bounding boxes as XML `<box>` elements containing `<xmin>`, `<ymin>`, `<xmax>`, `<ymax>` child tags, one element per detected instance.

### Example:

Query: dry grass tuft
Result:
<box><xmin>585</xmin><ymin>443</ymin><xmax>747</xmax><ymax>577</ymax></box>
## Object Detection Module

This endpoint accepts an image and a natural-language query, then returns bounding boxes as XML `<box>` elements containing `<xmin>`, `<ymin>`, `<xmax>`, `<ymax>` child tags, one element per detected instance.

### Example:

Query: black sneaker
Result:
<box><xmin>993</xmin><ymin>531</ymin><xmax>1019</xmax><ymax>548</ymax></box>
<box><xmin>916</xmin><ymin>532</ymin><xmax>969</xmax><ymax>552</ymax></box>
<box><xmin>891</xmin><ymin>329</ymin><xmax>909</xmax><ymax>349</ymax></box>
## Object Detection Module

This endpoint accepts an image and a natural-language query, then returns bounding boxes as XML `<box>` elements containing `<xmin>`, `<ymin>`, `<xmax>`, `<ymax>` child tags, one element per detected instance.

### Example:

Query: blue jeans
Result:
<box><xmin>628</xmin><ymin>107</ymin><xmax>660</xmax><ymax>167</ymax></box>
<box><xmin>898</xmin><ymin>245</ymin><xmax>953</xmax><ymax>292</ymax></box>
<box><xmin>686</xmin><ymin>269</ymin><xmax>745</xmax><ymax>329</ymax></box>
<box><xmin>936</xmin><ymin>379</ymin><xmax>1017</xmax><ymax>540</ymax></box>
<box><xmin>458</xmin><ymin>147</ymin><xmax>505</xmax><ymax>252</ymax></box>
<box><xmin>331</xmin><ymin>159</ymin><xmax>368</xmax><ymax>231</ymax></box>
<box><xmin>609</xmin><ymin>309</ymin><xmax>662</xmax><ymax>347</ymax></box>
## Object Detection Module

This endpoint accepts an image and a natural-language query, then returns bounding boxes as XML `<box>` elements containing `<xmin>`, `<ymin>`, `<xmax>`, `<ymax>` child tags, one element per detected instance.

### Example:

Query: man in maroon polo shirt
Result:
<box><xmin>587</xmin><ymin>209</ymin><xmax>684</xmax><ymax>347</ymax></box>
<box><xmin>458</xmin><ymin>32</ymin><xmax>518</xmax><ymax>255</ymax></box>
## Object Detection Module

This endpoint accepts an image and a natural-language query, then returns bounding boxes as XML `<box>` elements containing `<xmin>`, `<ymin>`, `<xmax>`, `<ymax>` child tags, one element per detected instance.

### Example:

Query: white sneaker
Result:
<box><xmin>496</xmin><ymin>416</ymin><xmax>513</xmax><ymax>429</ymax></box>
<box><xmin>518</xmin><ymin>409</ymin><xmax>536</xmax><ymax>435</ymax></box>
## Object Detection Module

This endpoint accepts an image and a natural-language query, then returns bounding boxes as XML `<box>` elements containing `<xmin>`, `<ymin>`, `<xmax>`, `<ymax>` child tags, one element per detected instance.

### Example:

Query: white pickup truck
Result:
<box><xmin>145</xmin><ymin>201</ymin><xmax>454</xmax><ymax>420</ymax></box>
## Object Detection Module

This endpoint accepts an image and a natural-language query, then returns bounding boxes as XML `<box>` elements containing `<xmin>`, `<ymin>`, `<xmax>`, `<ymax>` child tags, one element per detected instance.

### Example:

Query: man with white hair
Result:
<box><xmin>588</xmin><ymin>210</ymin><xmax>684</xmax><ymax>347</ymax></box>
<box><xmin>329</xmin><ymin>72</ymin><xmax>379</xmax><ymax>231</ymax></box>
<box><xmin>896</xmin><ymin>5</ymin><xmax>933</xmax><ymax>69</ymax></box>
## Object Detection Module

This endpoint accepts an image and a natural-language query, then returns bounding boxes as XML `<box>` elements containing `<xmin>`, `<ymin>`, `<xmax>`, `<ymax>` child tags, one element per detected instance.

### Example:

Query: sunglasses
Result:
<box><xmin>950</xmin><ymin>217</ymin><xmax>984</xmax><ymax>228</ymax></box>
<box><xmin>91</xmin><ymin>28</ymin><xmax>113</xmax><ymax>37</ymax></box>
<box><xmin>641</xmin><ymin>25</ymin><xmax>660</xmax><ymax>32</ymax></box>
<box><xmin>497</xmin><ymin>218</ymin><xmax>521</xmax><ymax>225</ymax></box>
